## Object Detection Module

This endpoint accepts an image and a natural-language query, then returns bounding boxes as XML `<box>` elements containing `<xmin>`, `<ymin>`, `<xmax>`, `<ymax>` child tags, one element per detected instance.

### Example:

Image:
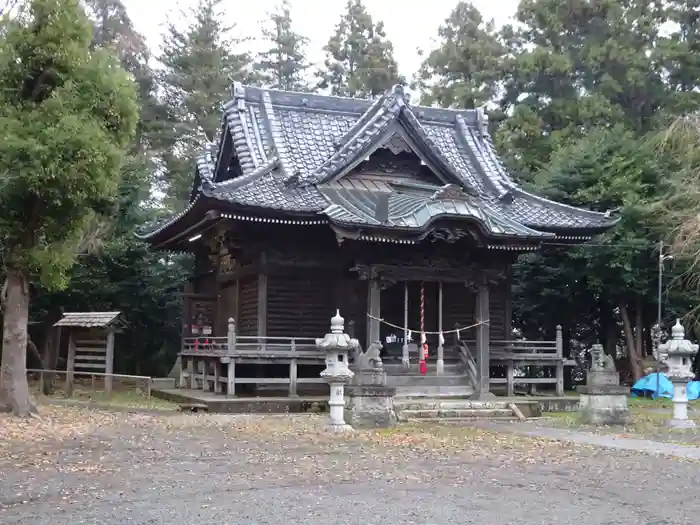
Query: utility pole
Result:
<box><xmin>656</xmin><ymin>240</ymin><xmax>673</xmax><ymax>397</ymax></box>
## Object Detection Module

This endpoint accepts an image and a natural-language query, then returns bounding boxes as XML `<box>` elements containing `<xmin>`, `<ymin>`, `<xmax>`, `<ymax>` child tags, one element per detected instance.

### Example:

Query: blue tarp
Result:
<box><xmin>687</xmin><ymin>381</ymin><xmax>700</xmax><ymax>401</ymax></box>
<box><xmin>631</xmin><ymin>373</ymin><xmax>700</xmax><ymax>400</ymax></box>
<box><xmin>631</xmin><ymin>373</ymin><xmax>673</xmax><ymax>399</ymax></box>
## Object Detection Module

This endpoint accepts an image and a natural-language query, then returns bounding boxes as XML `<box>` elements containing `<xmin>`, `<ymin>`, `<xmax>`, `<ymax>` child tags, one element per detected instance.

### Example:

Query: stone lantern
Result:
<box><xmin>658</xmin><ymin>319</ymin><xmax>699</xmax><ymax>428</ymax></box>
<box><xmin>316</xmin><ymin>310</ymin><xmax>358</xmax><ymax>432</ymax></box>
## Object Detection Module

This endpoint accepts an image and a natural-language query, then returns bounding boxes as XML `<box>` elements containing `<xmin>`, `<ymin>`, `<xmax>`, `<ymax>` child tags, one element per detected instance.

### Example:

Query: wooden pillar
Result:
<box><xmin>555</xmin><ymin>324</ymin><xmax>564</xmax><ymax>396</ymax></box>
<box><xmin>182</xmin><ymin>283</ymin><xmax>193</xmax><ymax>350</ymax></box>
<box><xmin>65</xmin><ymin>332</ymin><xmax>76</xmax><ymax>397</ymax></box>
<box><xmin>437</xmin><ymin>282</ymin><xmax>444</xmax><ymax>375</ymax></box>
<box><xmin>257</xmin><ymin>272</ymin><xmax>267</xmax><ymax>345</ymax></box>
<box><xmin>105</xmin><ymin>329</ymin><xmax>115</xmax><ymax>398</ymax></box>
<box><xmin>179</xmin><ymin>356</ymin><xmax>188</xmax><ymax>388</ymax></box>
<box><xmin>475</xmin><ymin>275</ymin><xmax>491</xmax><ymax>397</ymax></box>
<box><xmin>257</xmin><ymin>252</ymin><xmax>268</xmax><ymax>353</ymax></box>
<box><xmin>233</xmin><ymin>279</ymin><xmax>240</xmax><ymax>323</ymax></box>
<box><xmin>506</xmin><ymin>362</ymin><xmax>514</xmax><ymax>397</ymax></box>
<box><xmin>188</xmin><ymin>356</ymin><xmax>196</xmax><ymax>389</ymax></box>
<box><xmin>226</xmin><ymin>317</ymin><xmax>236</xmax><ymax>396</ymax></box>
<box><xmin>366</xmin><ymin>277</ymin><xmax>381</xmax><ymax>350</ymax></box>
<box><xmin>402</xmin><ymin>281</ymin><xmax>409</xmax><ymax>367</ymax></box>
<box><xmin>213</xmin><ymin>359</ymin><xmax>222</xmax><ymax>393</ymax></box>
<box><xmin>202</xmin><ymin>359</ymin><xmax>212</xmax><ymax>392</ymax></box>
<box><xmin>289</xmin><ymin>338</ymin><xmax>298</xmax><ymax>396</ymax></box>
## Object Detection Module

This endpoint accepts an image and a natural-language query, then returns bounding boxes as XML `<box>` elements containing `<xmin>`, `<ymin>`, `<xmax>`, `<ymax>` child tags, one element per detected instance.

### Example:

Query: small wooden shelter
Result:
<box><xmin>54</xmin><ymin>311</ymin><xmax>123</xmax><ymax>396</ymax></box>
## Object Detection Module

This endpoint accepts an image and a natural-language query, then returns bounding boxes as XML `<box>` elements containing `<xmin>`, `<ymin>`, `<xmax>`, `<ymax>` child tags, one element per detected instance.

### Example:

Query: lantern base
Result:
<box><xmin>325</xmin><ymin>423</ymin><xmax>354</xmax><ymax>433</ymax></box>
<box><xmin>668</xmin><ymin>418</ymin><xmax>696</xmax><ymax>429</ymax></box>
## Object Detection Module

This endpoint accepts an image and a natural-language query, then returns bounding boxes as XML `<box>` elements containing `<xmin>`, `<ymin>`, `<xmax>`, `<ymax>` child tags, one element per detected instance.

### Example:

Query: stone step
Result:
<box><xmin>398</xmin><ymin>408</ymin><xmax>516</xmax><ymax>420</ymax></box>
<box><xmin>405</xmin><ymin>416</ymin><xmax>519</xmax><ymax>423</ymax></box>
<box><xmin>386</xmin><ymin>374</ymin><xmax>471</xmax><ymax>387</ymax></box>
<box><xmin>394</xmin><ymin>385</ymin><xmax>475</xmax><ymax>398</ymax></box>
<box><xmin>382</xmin><ymin>352</ymin><xmax>462</xmax><ymax>360</ymax></box>
<box><xmin>383</xmin><ymin>363</ymin><xmax>464</xmax><ymax>376</ymax></box>
<box><xmin>394</xmin><ymin>399</ymin><xmax>511</xmax><ymax>411</ymax></box>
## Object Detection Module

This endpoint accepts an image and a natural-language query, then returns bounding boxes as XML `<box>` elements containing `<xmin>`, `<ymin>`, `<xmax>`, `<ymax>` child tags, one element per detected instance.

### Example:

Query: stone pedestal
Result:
<box><xmin>326</xmin><ymin>380</ymin><xmax>353</xmax><ymax>433</ymax></box>
<box><xmin>578</xmin><ymin>385</ymin><xmax>630</xmax><ymax>425</ymax></box>
<box><xmin>578</xmin><ymin>344</ymin><xmax>629</xmax><ymax>425</ymax></box>
<box><xmin>345</xmin><ymin>367</ymin><xmax>397</xmax><ymax>429</ymax></box>
<box><xmin>669</xmin><ymin>381</ymin><xmax>696</xmax><ymax>428</ymax></box>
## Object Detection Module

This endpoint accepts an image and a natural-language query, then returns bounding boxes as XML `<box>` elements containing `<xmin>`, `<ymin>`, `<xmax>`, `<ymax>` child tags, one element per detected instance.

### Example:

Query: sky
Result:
<box><xmin>121</xmin><ymin>0</ymin><xmax>520</xmax><ymax>79</ymax></box>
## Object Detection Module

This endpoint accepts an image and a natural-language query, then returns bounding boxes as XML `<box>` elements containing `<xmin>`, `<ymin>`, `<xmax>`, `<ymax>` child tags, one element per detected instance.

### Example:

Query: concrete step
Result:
<box><xmin>386</xmin><ymin>374</ymin><xmax>471</xmax><ymax>387</ymax></box>
<box><xmin>398</xmin><ymin>408</ymin><xmax>516</xmax><ymax>420</ymax></box>
<box><xmin>383</xmin><ymin>363</ymin><xmax>464</xmax><ymax>375</ymax></box>
<box><xmin>402</xmin><ymin>415</ymin><xmax>519</xmax><ymax>423</ymax></box>
<box><xmin>394</xmin><ymin>385</ymin><xmax>475</xmax><ymax>398</ymax></box>
<box><xmin>394</xmin><ymin>399</ymin><xmax>510</xmax><ymax>411</ymax></box>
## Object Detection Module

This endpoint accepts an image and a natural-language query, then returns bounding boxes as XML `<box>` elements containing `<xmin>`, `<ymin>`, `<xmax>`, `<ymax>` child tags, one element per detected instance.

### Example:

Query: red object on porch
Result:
<box><xmin>419</xmin><ymin>343</ymin><xmax>428</xmax><ymax>375</ymax></box>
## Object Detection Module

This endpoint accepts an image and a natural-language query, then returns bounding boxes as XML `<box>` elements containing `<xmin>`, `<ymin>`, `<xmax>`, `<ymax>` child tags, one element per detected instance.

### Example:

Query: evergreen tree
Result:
<box><xmin>255</xmin><ymin>0</ymin><xmax>310</xmax><ymax>91</ymax></box>
<box><xmin>495</xmin><ymin>0</ymin><xmax>670</xmax><ymax>179</ymax></box>
<box><xmin>28</xmin><ymin>0</ymin><xmax>187</xmax><ymax>389</ymax></box>
<box><xmin>487</xmin><ymin>0</ymin><xmax>700</xmax><ymax>379</ymax></box>
<box><xmin>85</xmin><ymin>0</ymin><xmax>165</xmax><ymax>155</ymax></box>
<box><xmin>416</xmin><ymin>2</ymin><xmax>505</xmax><ymax>110</ymax></box>
<box><xmin>318</xmin><ymin>0</ymin><xmax>402</xmax><ymax>98</ymax></box>
<box><xmin>0</xmin><ymin>0</ymin><xmax>138</xmax><ymax>415</ymax></box>
<box><xmin>157</xmin><ymin>0</ymin><xmax>254</xmax><ymax>209</ymax></box>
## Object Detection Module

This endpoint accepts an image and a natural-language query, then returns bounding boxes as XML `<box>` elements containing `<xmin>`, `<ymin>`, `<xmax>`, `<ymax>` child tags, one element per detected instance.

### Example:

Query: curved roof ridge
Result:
<box><xmin>222</xmin><ymin>82</ymin><xmax>264</xmax><ymax>175</ymax></box>
<box><xmin>511</xmin><ymin>187</ymin><xmax>619</xmax><ymax>223</ymax></box>
<box><xmin>206</xmin><ymin>157</ymin><xmax>278</xmax><ymax>192</ymax></box>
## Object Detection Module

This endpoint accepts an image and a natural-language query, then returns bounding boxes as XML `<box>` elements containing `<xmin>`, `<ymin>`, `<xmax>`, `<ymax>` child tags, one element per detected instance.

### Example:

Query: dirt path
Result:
<box><xmin>1</xmin><ymin>407</ymin><xmax>699</xmax><ymax>525</ymax></box>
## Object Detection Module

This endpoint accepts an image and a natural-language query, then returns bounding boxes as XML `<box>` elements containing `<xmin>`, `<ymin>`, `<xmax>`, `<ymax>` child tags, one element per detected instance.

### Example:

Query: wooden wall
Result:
<box><xmin>443</xmin><ymin>283</ymin><xmax>475</xmax><ymax>340</ymax></box>
<box><xmin>489</xmin><ymin>280</ymin><xmax>510</xmax><ymax>341</ymax></box>
<box><xmin>266</xmin><ymin>271</ymin><xmax>338</xmax><ymax>339</ymax></box>
<box><xmin>216</xmin><ymin>281</ymin><xmax>238</xmax><ymax>335</ymax></box>
<box><xmin>443</xmin><ymin>281</ymin><xmax>510</xmax><ymax>342</ymax></box>
<box><xmin>238</xmin><ymin>277</ymin><xmax>258</xmax><ymax>336</ymax></box>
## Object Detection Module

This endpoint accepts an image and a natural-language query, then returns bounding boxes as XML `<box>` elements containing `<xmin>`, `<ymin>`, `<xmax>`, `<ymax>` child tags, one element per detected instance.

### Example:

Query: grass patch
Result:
<box><xmin>29</xmin><ymin>381</ymin><xmax>178</xmax><ymax>411</ymax></box>
<box><xmin>539</xmin><ymin>406</ymin><xmax>700</xmax><ymax>445</ymax></box>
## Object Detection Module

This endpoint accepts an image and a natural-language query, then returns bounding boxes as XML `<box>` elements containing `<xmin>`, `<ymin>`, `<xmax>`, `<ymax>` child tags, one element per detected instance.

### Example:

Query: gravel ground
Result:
<box><xmin>1</xmin><ymin>407</ymin><xmax>700</xmax><ymax>525</ymax></box>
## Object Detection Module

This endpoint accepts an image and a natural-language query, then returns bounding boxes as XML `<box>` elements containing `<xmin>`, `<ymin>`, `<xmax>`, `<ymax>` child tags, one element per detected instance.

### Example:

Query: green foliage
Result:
<box><xmin>156</xmin><ymin>0</ymin><xmax>255</xmax><ymax>209</ymax></box>
<box><xmin>494</xmin><ymin>0</ymin><xmax>672</xmax><ymax>180</ymax></box>
<box><xmin>416</xmin><ymin>1</ymin><xmax>505</xmax><ymax>110</ymax></box>
<box><xmin>512</xmin><ymin>129</ymin><xmax>660</xmax><ymax>342</ymax></box>
<box><xmin>24</xmin><ymin>0</ymin><xmax>187</xmax><ymax>376</ymax></box>
<box><xmin>254</xmin><ymin>0</ymin><xmax>310</xmax><ymax>91</ymax></box>
<box><xmin>318</xmin><ymin>0</ymin><xmax>402</xmax><ymax>98</ymax></box>
<box><xmin>0</xmin><ymin>0</ymin><xmax>138</xmax><ymax>289</ymax></box>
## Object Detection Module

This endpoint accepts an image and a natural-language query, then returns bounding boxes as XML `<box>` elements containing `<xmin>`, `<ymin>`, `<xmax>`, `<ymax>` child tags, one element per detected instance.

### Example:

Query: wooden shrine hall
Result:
<box><xmin>138</xmin><ymin>83</ymin><xmax>617</xmax><ymax>398</ymax></box>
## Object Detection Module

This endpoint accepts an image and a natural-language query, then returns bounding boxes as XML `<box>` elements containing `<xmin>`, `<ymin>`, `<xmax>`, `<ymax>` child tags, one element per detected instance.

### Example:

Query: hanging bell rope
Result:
<box><xmin>420</xmin><ymin>281</ymin><xmax>426</xmax><ymax>344</ymax></box>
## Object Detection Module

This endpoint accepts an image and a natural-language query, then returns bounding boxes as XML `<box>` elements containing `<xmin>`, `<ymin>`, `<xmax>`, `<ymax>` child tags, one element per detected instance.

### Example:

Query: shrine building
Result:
<box><xmin>138</xmin><ymin>83</ymin><xmax>617</xmax><ymax>398</ymax></box>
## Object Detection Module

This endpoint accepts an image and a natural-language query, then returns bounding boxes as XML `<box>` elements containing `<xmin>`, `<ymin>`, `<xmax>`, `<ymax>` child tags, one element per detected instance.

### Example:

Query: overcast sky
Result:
<box><xmin>121</xmin><ymin>0</ymin><xmax>519</xmax><ymax>78</ymax></box>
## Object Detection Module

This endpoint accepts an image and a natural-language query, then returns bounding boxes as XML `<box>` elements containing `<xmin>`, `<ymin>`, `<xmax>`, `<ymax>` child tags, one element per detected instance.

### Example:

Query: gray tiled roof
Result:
<box><xmin>142</xmin><ymin>83</ymin><xmax>618</xmax><ymax>242</ymax></box>
<box><xmin>54</xmin><ymin>312</ymin><xmax>122</xmax><ymax>328</ymax></box>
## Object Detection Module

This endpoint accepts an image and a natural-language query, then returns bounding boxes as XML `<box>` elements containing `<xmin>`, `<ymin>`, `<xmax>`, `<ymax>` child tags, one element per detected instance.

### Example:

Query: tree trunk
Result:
<box><xmin>619</xmin><ymin>302</ymin><xmax>643</xmax><ymax>381</ymax></box>
<box><xmin>0</xmin><ymin>270</ymin><xmax>38</xmax><ymax>416</ymax></box>
<box><xmin>40</xmin><ymin>306</ymin><xmax>63</xmax><ymax>396</ymax></box>
<box><xmin>635</xmin><ymin>302</ymin><xmax>643</xmax><ymax>360</ymax></box>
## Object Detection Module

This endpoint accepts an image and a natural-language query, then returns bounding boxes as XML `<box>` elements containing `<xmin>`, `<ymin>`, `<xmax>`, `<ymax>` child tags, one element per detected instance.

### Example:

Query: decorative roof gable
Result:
<box><xmin>138</xmin><ymin>83</ymin><xmax>620</xmax><ymax>245</ymax></box>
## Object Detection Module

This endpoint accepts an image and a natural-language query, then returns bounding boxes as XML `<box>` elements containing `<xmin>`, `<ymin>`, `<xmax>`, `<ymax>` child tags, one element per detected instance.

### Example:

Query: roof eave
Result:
<box><xmin>328</xmin><ymin>214</ymin><xmax>552</xmax><ymax>243</ymax></box>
